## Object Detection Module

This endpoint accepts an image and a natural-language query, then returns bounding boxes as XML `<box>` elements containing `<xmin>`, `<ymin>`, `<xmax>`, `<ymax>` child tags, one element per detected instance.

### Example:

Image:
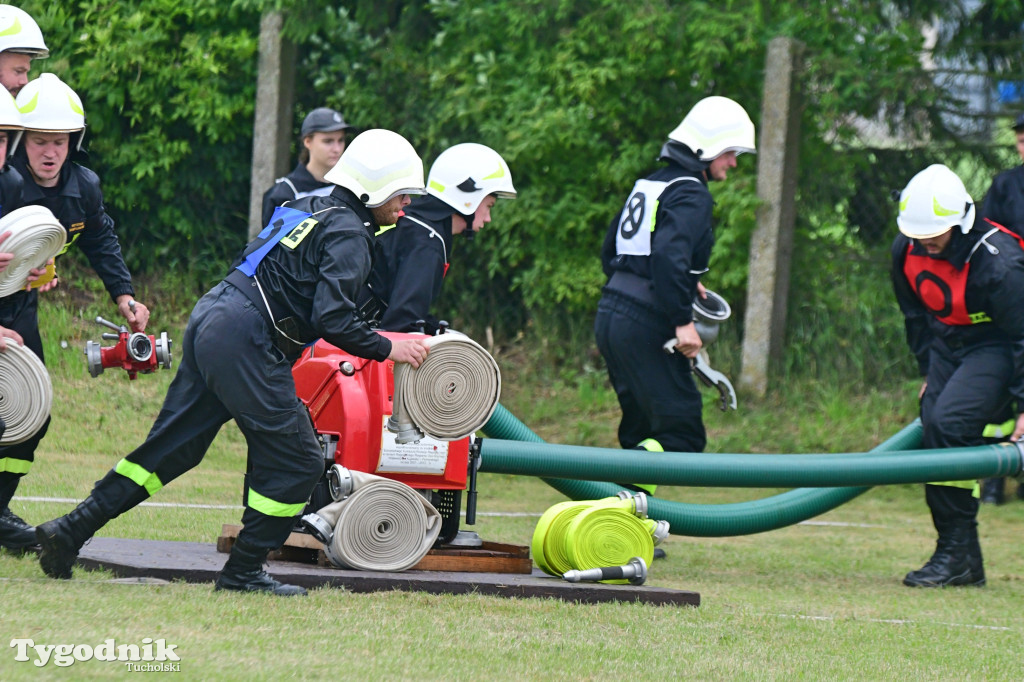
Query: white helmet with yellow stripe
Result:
<box><xmin>667</xmin><ymin>96</ymin><xmax>756</xmax><ymax>161</ymax></box>
<box><xmin>427</xmin><ymin>143</ymin><xmax>517</xmax><ymax>215</ymax></box>
<box><xmin>0</xmin><ymin>6</ymin><xmax>48</xmax><ymax>58</ymax></box>
<box><xmin>897</xmin><ymin>164</ymin><xmax>975</xmax><ymax>239</ymax></box>
<box><xmin>324</xmin><ymin>129</ymin><xmax>425</xmax><ymax>207</ymax></box>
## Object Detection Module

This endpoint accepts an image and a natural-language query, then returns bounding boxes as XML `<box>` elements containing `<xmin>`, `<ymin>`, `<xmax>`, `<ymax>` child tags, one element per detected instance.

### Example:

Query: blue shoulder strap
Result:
<box><xmin>236</xmin><ymin>206</ymin><xmax>313</xmax><ymax>277</ymax></box>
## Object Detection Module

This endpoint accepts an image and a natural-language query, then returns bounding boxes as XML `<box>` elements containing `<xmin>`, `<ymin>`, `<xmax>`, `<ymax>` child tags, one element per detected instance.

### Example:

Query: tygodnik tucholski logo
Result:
<box><xmin>10</xmin><ymin>637</ymin><xmax>181</xmax><ymax>670</ymax></box>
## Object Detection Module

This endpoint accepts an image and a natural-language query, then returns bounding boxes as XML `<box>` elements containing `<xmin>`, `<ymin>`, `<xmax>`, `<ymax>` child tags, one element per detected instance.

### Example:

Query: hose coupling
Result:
<box><xmin>562</xmin><ymin>557</ymin><xmax>648</xmax><ymax>586</ymax></box>
<box><xmin>326</xmin><ymin>464</ymin><xmax>354</xmax><ymax>501</ymax></box>
<box><xmin>631</xmin><ymin>491</ymin><xmax>648</xmax><ymax>518</ymax></box>
<box><xmin>300</xmin><ymin>512</ymin><xmax>334</xmax><ymax>545</ymax></box>
<box><xmin>1014</xmin><ymin>439</ymin><xmax>1024</xmax><ymax>478</ymax></box>
<box><xmin>651</xmin><ymin>520</ymin><xmax>670</xmax><ymax>545</ymax></box>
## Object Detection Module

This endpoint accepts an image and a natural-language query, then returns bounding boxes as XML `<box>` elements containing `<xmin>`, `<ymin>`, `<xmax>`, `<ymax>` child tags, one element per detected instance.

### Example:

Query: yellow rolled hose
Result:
<box><xmin>532</xmin><ymin>493</ymin><xmax>667</xmax><ymax>582</ymax></box>
<box><xmin>564</xmin><ymin>506</ymin><xmax>654</xmax><ymax>583</ymax></box>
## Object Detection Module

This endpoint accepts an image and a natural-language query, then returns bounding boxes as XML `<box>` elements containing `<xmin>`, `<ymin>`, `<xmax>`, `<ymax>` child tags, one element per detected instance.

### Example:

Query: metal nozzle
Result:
<box><xmin>562</xmin><ymin>557</ymin><xmax>648</xmax><ymax>586</ymax></box>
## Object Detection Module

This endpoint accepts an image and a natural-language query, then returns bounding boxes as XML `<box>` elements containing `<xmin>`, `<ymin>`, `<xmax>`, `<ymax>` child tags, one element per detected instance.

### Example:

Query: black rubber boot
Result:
<box><xmin>966</xmin><ymin>523</ymin><xmax>986</xmax><ymax>586</ymax></box>
<box><xmin>903</xmin><ymin>525</ymin><xmax>976</xmax><ymax>587</ymax></box>
<box><xmin>0</xmin><ymin>475</ymin><xmax>36</xmax><ymax>550</ymax></box>
<box><xmin>36</xmin><ymin>497</ymin><xmax>109</xmax><ymax>579</ymax></box>
<box><xmin>980</xmin><ymin>478</ymin><xmax>1004</xmax><ymax>505</ymax></box>
<box><xmin>215</xmin><ymin>538</ymin><xmax>307</xmax><ymax>597</ymax></box>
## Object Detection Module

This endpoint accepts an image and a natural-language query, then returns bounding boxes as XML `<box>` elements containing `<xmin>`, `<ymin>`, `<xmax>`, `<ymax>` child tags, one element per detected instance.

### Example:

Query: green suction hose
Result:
<box><xmin>481</xmin><ymin>403</ymin><xmax>957</xmax><ymax>537</ymax></box>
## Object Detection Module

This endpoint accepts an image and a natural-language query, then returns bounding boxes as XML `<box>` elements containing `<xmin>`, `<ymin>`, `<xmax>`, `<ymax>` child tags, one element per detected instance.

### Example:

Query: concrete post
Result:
<box><xmin>247</xmin><ymin>11</ymin><xmax>296</xmax><ymax>240</ymax></box>
<box><xmin>739</xmin><ymin>37</ymin><xmax>804</xmax><ymax>397</ymax></box>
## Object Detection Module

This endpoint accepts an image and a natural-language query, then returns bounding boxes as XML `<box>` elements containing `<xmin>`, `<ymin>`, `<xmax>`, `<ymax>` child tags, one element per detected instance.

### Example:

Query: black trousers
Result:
<box><xmin>920</xmin><ymin>341</ymin><xmax>1013</xmax><ymax>528</ymax></box>
<box><xmin>594</xmin><ymin>293</ymin><xmax>706</xmax><ymax>454</ymax></box>
<box><xmin>89</xmin><ymin>282</ymin><xmax>323</xmax><ymax>550</ymax></box>
<box><xmin>0</xmin><ymin>290</ymin><xmax>49</xmax><ymax>479</ymax></box>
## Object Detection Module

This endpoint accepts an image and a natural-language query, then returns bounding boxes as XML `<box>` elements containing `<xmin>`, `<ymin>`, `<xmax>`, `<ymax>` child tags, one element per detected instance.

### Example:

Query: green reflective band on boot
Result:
<box><xmin>0</xmin><ymin>458</ymin><xmax>31</xmax><ymax>474</ymax></box>
<box><xmin>632</xmin><ymin>438</ymin><xmax>664</xmax><ymax>495</ymax></box>
<box><xmin>247</xmin><ymin>489</ymin><xmax>305</xmax><ymax>517</ymax></box>
<box><xmin>114</xmin><ymin>459</ymin><xmax>163</xmax><ymax>495</ymax></box>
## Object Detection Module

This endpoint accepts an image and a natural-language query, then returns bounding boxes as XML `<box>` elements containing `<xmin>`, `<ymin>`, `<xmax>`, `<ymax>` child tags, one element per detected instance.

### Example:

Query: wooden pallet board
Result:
<box><xmin>76</xmin><ymin>537</ymin><xmax>700</xmax><ymax>607</ymax></box>
<box><xmin>218</xmin><ymin>524</ymin><xmax>533</xmax><ymax>574</ymax></box>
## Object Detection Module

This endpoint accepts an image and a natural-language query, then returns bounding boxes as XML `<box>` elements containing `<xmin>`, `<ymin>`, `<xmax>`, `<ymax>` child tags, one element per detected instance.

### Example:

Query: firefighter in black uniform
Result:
<box><xmin>35</xmin><ymin>129</ymin><xmax>431</xmax><ymax>596</ymax></box>
<box><xmin>260</xmin><ymin>107</ymin><xmax>354</xmax><ymax>227</ymax></box>
<box><xmin>2</xmin><ymin>74</ymin><xmax>147</xmax><ymax>549</ymax></box>
<box><xmin>361</xmin><ymin>143</ymin><xmax>517</xmax><ymax>333</ymax></box>
<box><xmin>977</xmin><ymin>113</ymin><xmax>1024</xmax><ymax>504</ymax></box>
<box><xmin>594</xmin><ymin>96</ymin><xmax>756</xmax><ymax>494</ymax></box>
<box><xmin>892</xmin><ymin>163</ymin><xmax>1024</xmax><ymax>587</ymax></box>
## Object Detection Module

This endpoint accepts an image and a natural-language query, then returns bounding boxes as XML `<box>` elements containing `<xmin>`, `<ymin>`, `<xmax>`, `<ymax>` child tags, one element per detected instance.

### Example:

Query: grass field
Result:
<box><xmin>2</xmin><ymin>286</ymin><xmax>1024</xmax><ymax>680</ymax></box>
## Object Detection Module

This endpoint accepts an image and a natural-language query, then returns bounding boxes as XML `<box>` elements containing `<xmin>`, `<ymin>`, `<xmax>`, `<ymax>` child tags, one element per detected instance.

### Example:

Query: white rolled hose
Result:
<box><xmin>392</xmin><ymin>332</ymin><xmax>501</xmax><ymax>442</ymax></box>
<box><xmin>313</xmin><ymin>470</ymin><xmax>441</xmax><ymax>572</ymax></box>
<box><xmin>0</xmin><ymin>206</ymin><xmax>67</xmax><ymax>298</ymax></box>
<box><xmin>0</xmin><ymin>342</ymin><xmax>52</xmax><ymax>444</ymax></box>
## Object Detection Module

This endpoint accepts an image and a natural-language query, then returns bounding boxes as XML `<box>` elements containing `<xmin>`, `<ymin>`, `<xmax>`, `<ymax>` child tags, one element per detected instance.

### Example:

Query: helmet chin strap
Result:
<box><xmin>461</xmin><ymin>212</ymin><xmax>476</xmax><ymax>241</ymax></box>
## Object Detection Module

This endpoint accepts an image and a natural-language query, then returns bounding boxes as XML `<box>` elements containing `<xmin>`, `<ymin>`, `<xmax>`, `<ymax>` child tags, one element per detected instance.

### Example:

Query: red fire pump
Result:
<box><xmin>292</xmin><ymin>331</ymin><xmax>478</xmax><ymax>545</ymax></box>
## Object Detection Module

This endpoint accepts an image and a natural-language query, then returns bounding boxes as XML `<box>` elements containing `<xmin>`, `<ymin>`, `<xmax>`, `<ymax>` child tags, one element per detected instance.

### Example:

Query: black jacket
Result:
<box><xmin>981</xmin><ymin>165</ymin><xmax>1024</xmax><ymax>237</ymax></box>
<box><xmin>260</xmin><ymin>163</ymin><xmax>334</xmax><ymax>228</ymax></box>
<box><xmin>233</xmin><ymin>185</ymin><xmax>391</xmax><ymax>361</ymax></box>
<box><xmin>600</xmin><ymin>146</ymin><xmax>713</xmax><ymax>327</ymax></box>
<box><xmin>0</xmin><ymin>163</ymin><xmax>23</xmax><ymax>218</ymax></box>
<box><xmin>9</xmin><ymin>153</ymin><xmax>134</xmax><ymax>301</ymax></box>
<box><xmin>892</xmin><ymin>221</ymin><xmax>1024</xmax><ymax>404</ymax></box>
<box><xmin>365</xmin><ymin>195</ymin><xmax>453</xmax><ymax>333</ymax></box>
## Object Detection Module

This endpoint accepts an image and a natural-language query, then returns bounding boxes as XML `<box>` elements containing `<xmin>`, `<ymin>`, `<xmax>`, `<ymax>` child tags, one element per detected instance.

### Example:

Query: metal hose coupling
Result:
<box><xmin>563</xmin><ymin>557</ymin><xmax>648</xmax><ymax>586</ymax></box>
<box><xmin>390</xmin><ymin>331</ymin><xmax>500</xmax><ymax>443</ymax></box>
<box><xmin>1014</xmin><ymin>439</ymin><xmax>1024</xmax><ymax>478</ymax></box>
<box><xmin>305</xmin><ymin>469</ymin><xmax>442</xmax><ymax>572</ymax></box>
<box><xmin>0</xmin><ymin>342</ymin><xmax>52</xmax><ymax>445</ymax></box>
<box><xmin>0</xmin><ymin>206</ymin><xmax>67</xmax><ymax>297</ymax></box>
<box><xmin>693</xmin><ymin>288</ymin><xmax>731</xmax><ymax>346</ymax></box>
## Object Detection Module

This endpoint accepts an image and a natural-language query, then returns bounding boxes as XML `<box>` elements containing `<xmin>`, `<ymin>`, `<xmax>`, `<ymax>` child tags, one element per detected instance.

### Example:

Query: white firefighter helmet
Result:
<box><xmin>897</xmin><ymin>164</ymin><xmax>975</xmax><ymax>239</ymax></box>
<box><xmin>0</xmin><ymin>6</ymin><xmax>48</xmax><ymax>58</ymax></box>
<box><xmin>427</xmin><ymin>143</ymin><xmax>517</xmax><ymax>215</ymax></box>
<box><xmin>324</xmin><ymin>129</ymin><xmax>425</xmax><ymax>207</ymax></box>
<box><xmin>16</xmin><ymin>73</ymin><xmax>87</xmax><ymax>150</ymax></box>
<box><xmin>0</xmin><ymin>90</ymin><xmax>22</xmax><ymax>153</ymax></box>
<box><xmin>667</xmin><ymin>96</ymin><xmax>756</xmax><ymax>161</ymax></box>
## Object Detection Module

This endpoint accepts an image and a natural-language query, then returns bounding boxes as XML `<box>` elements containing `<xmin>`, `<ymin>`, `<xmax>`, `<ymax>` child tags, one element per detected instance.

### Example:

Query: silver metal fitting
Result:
<box><xmin>326</xmin><ymin>464</ymin><xmax>353</xmax><ymax>501</ymax></box>
<box><xmin>562</xmin><ymin>556</ymin><xmax>648</xmax><ymax>586</ymax></box>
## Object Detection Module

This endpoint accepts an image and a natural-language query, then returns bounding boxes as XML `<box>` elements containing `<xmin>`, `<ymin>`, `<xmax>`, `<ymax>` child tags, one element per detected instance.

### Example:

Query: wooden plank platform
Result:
<box><xmin>218</xmin><ymin>524</ymin><xmax>533</xmax><ymax>574</ymax></box>
<box><xmin>77</xmin><ymin>537</ymin><xmax>700</xmax><ymax>606</ymax></box>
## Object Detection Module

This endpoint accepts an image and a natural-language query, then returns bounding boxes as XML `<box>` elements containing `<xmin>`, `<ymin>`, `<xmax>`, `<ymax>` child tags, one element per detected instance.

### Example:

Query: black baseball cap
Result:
<box><xmin>301</xmin><ymin>107</ymin><xmax>353</xmax><ymax>137</ymax></box>
<box><xmin>1013</xmin><ymin>112</ymin><xmax>1024</xmax><ymax>132</ymax></box>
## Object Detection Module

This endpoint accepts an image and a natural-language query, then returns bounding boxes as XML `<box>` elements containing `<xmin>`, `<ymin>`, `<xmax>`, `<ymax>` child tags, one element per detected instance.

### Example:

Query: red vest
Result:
<box><xmin>903</xmin><ymin>220</ymin><xmax>1024</xmax><ymax>326</ymax></box>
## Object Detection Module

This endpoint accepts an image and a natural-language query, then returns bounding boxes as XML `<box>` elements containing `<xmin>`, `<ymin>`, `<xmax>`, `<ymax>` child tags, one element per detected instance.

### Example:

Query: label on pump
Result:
<box><xmin>377</xmin><ymin>421</ymin><xmax>450</xmax><ymax>475</ymax></box>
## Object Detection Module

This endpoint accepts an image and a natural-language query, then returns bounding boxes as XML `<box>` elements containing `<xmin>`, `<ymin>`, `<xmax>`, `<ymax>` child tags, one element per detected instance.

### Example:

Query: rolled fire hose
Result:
<box><xmin>0</xmin><ymin>342</ymin><xmax>52</xmax><ymax>444</ymax></box>
<box><xmin>0</xmin><ymin>206</ymin><xmax>67</xmax><ymax>297</ymax></box>
<box><xmin>312</xmin><ymin>470</ymin><xmax>441</xmax><ymax>572</ymax></box>
<box><xmin>391</xmin><ymin>331</ymin><xmax>500</xmax><ymax>442</ymax></box>
<box><xmin>532</xmin><ymin>493</ymin><xmax>669</xmax><ymax>583</ymax></box>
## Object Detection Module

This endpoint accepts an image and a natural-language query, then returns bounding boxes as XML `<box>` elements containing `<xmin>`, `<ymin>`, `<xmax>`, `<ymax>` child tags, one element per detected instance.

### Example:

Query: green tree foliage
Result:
<box><xmin>19</xmin><ymin>0</ymin><xmax>263</xmax><ymax>283</ymax></box>
<box><xmin>294</xmin><ymin>0</ymin><xmax>983</xmax><ymax>345</ymax></box>
<box><xmin>14</xmin><ymin>1</ymin><xmax>1020</xmax><ymax>368</ymax></box>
